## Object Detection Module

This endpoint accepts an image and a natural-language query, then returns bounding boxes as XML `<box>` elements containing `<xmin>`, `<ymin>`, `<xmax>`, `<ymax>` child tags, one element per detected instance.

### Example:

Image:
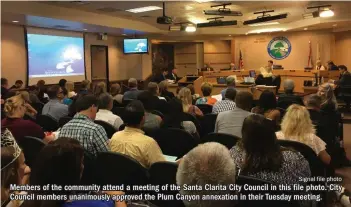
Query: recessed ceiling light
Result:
<box><xmin>304</xmin><ymin>28</ymin><xmax>308</xmax><ymax>30</ymax></box>
<box><xmin>12</xmin><ymin>21</ymin><xmax>19</xmax><ymax>23</ymax></box>
<box><xmin>319</xmin><ymin>9</ymin><xmax>334</xmax><ymax>18</ymax></box>
<box><xmin>248</xmin><ymin>22</ymin><xmax>280</xmax><ymax>27</ymax></box>
<box><xmin>332</xmin><ymin>24</ymin><xmax>337</xmax><ymax>27</ymax></box>
<box><xmin>126</xmin><ymin>6</ymin><xmax>162</xmax><ymax>13</ymax></box>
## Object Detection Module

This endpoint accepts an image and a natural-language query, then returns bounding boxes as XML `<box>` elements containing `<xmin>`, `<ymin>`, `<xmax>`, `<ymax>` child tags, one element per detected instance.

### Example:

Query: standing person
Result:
<box><xmin>276</xmin><ymin>104</ymin><xmax>331</xmax><ymax>165</ymax></box>
<box><xmin>212</xmin><ymin>88</ymin><xmax>237</xmax><ymax>114</ymax></box>
<box><xmin>177</xmin><ymin>87</ymin><xmax>203</xmax><ymax>117</ymax></box>
<box><xmin>196</xmin><ymin>82</ymin><xmax>217</xmax><ymax>105</ymax></box>
<box><xmin>93</xmin><ymin>82</ymin><xmax>107</xmax><ymax>98</ymax></box>
<box><xmin>1</xmin><ymin>78</ymin><xmax>9</xmax><ymax>98</ymax></box>
<box><xmin>58</xmin><ymin>95</ymin><xmax>109</xmax><ymax>157</ymax></box>
<box><xmin>215</xmin><ymin>91</ymin><xmax>252</xmax><ymax>138</ymax></box>
<box><xmin>230</xmin><ymin>114</ymin><xmax>311</xmax><ymax>184</ymax></box>
<box><xmin>220</xmin><ymin>76</ymin><xmax>236</xmax><ymax>100</ymax></box>
<box><xmin>109</xmin><ymin>101</ymin><xmax>165</xmax><ymax>168</ymax></box>
<box><xmin>95</xmin><ymin>93</ymin><xmax>124</xmax><ymax>130</ymax></box>
<box><xmin>252</xmin><ymin>90</ymin><xmax>281</xmax><ymax>125</ymax></box>
<box><xmin>42</xmin><ymin>85</ymin><xmax>69</xmax><ymax>121</ymax></box>
<box><xmin>65</xmin><ymin>81</ymin><xmax>77</xmax><ymax>98</ymax></box>
<box><xmin>9</xmin><ymin>80</ymin><xmax>24</xmax><ymax>90</ymax></box>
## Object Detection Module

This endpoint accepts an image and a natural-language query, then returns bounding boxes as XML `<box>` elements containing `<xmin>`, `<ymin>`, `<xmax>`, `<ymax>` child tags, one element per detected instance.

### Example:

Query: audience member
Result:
<box><xmin>1</xmin><ymin>129</ymin><xmax>30</xmax><ymax>207</ymax></box>
<box><xmin>215</xmin><ymin>91</ymin><xmax>252</xmax><ymax>138</ymax></box>
<box><xmin>137</xmin><ymin>91</ymin><xmax>162</xmax><ymax>131</ymax></box>
<box><xmin>93</xmin><ymin>82</ymin><xmax>106</xmax><ymax>98</ymax></box>
<box><xmin>196</xmin><ymin>82</ymin><xmax>217</xmax><ymax>105</ymax></box>
<box><xmin>18</xmin><ymin>91</ymin><xmax>38</xmax><ymax>117</ymax></box>
<box><xmin>36</xmin><ymin>80</ymin><xmax>48</xmax><ymax>103</ymax></box>
<box><xmin>96</xmin><ymin>93</ymin><xmax>123</xmax><ymax>130</ymax></box>
<box><xmin>159</xmin><ymin>80</ymin><xmax>175</xmax><ymax>100</ymax></box>
<box><xmin>123</xmin><ymin>78</ymin><xmax>141</xmax><ymax>100</ymax></box>
<box><xmin>177</xmin><ymin>87</ymin><xmax>203</xmax><ymax>117</ymax></box>
<box><xmin>176</xmin><ymin>142</ymin><xmax>236</xmax><ymax>207</ymax></box>
<box><xmin>186</xmin><ymin>84</ymin><xmax>200</xmax><ymax>103</ymax></box>
<box><xmin>62</xmin><ymin>88</ymin><xmax>73</xmax><ymax>106</ymax></box>
<box><xmin>315</xmin><ymin>60</ymin><xmax>326</xmax><ymax>71</ymax></box>
<box><xmin>162</xmin><ymin>98</ymin><xmax>198</xmax><ymax>136</ymax></box>
<box><xmin>23</xmin><ymin>138</ymin><xmax>126</xmax><ymax>207</ymax></box>
<box><xmin>65</xmin><ymin>81</ymin><xmax>76</xmax><ymax>98</ymax></box>
<box><xmin>317</xmin><ymin>83</ymin><xmax>337</xmax><ymax>113</ymax></box>
<box><xmin>147</xmin><ymin>82</ymin><xmax>166</xmax><ymax>101</ymax></box>
<box><xmin>212</xmin><ymin>88</ymin><xmax>236</xmax><ymax>114</ymax></box>
<box><xmin>79</xmin><ymin>80</ymin><xmax>91</xmax><ymax>95</ymax></box>
<box><xmin>58</xmin><ymin>95</ymin><xmax>109</xmax><ymax>157</ymax></box>
<box><xmin>166</xmin><ymin>68</ymin><xmax>179</xmax><ymax>82</ymax></box>
<box><xmin>58</xmin><ymin>79</ymin><xmax>67</xmax><ymax>90</ymax></box>
<box><xmin>42</xmin><ymin>85</ymin><xmax>68</xmax><ymax>121</ymax></box>
<box><xmin>276</xmin><ymin>104</ymin><xmax>331</xmax><ymax>165</ymax></box>
<box><xmin>306</xmin><ymin>94</ymin><xmax>323</xmax><ymax>126</ymax></box>
<box><xmin>9</xmin><ymin>80</ymin><xmax>23</xmax><ymax>90</ymax></box>
<box><xmin>220</xmin><ymin>75</ymin><xmax>236</xmax><ymax>99</ymax></box>
<box><xmin>327</xmin><ymin>60</ymin><xmax>338</xmax><ymax>71</ymax></box>
<box><xmin>110</xmin><ymin>83</ymin><xmax>123</xmax><ymax>104</ymax></box>
<box><xmin>1</xmin><ymin>78</ymin><xmax>9</xmax><ymax>98</ymax></box>
<box><xmin>110</xmin><ymin>100</ymin><xmax>165</xmax><ymax>168</ymax></box>
<box><xmin>333</xmin><ymin>65</ymin><xmax>351</xmax><ymax>99</ymax></box>
<box><xmin>2</xmin><ymin>95</ymin><xmax>53</xmax><ymax>143</ymax></box>
<box><xmin>230</xmin><ymin>114</ymin><xmax>311</xmax><ymax>184</ymax></box>
<box><xmin>277</xmin><ymin>79</ymin><xmax>304</xmax><ymax>109</ymax></box>
<box><xmin>153</xmin><ymin>68</ymin><xmax>168</xmax><ymax>83</ymax></box>
<box><xmin>252</xmin><ymin>90</ymin><xmax>281</xmax><ymax>125</ymax></box>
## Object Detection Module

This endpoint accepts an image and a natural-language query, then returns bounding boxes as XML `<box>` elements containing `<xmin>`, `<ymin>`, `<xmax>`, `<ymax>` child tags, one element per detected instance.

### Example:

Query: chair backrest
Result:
<box><xmin>201</xmin><ymin>133</ymin><xmax>240</xmax><ymax>149</ymax></box>
<box><xmin>96</xmin><ymin>152</ymin><xmax>149</xmax><ymax>190</ymax></box>
<box><xmin>148</xmin><ymin>128</ymin><xmax>198</xmax><ymax>158</ymax></box>
<box><xmin>20</xmin><ymin>136</ymin><xmax>46</xmax><ymax>168</ymax></box>
<box><xmin>199</xmin><ymin>114</ymin><xmax>217</xmax><ymax>137</ymax></box>
<box><xmin>80</xmin><ymin>151</ymin><xmax>96</xmax><ymax>185</ymax></box>
<box><xmin>58</xmin><ymin>116</ymin><xmax>73</xmax><ymax>128</ymax></box>
<box><xmin>277</xmin><ymin>140</ymin><xmax>325</xmax><ymax>176</ymax></box>
<box><xmin>181</xmin><ymin>112</ymin><xmax>201</xmax><ymax>133</ymax></box>
<box><xmin>151</xmin><ymin>110</ymin><xmax>164</xmax><ymax>119</ymax></box>
<box><xmin>37</xmin><ymin>114</ymin><xmax>59</xmax><ymax>132</ymax></box>
<box><xmin>196</xmin><ymin>104</ymin><xmax>213</xmax><ymax>114</ymax></box>
<box><xmin>94</xmin><ymin>120</ymin><xmax>116</xmax><ymax>138</ymax></box>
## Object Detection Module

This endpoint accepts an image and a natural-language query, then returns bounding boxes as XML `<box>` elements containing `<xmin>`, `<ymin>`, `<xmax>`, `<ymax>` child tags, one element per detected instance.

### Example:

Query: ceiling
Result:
<box><xmin>2</xmin><ymin>1</ymin><xmax>351</xmax><ymax>36</ymax></box>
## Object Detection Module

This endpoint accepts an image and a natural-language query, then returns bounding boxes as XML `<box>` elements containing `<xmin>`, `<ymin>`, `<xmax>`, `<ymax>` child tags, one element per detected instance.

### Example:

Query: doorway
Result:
<box><xmin>91</xmin><ymin>45</ymin><xmax>109</xmax><ymax>90</ymax></box>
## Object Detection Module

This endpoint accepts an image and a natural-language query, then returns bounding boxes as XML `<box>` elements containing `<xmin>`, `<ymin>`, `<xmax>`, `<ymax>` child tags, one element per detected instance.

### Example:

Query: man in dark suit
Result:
<box><xmin>277</xmin><ymin>79</ymin><xmax>304</xmax><ymax>110</ymax></box>
<box><xmin>166</xmin><ymin>68</ymin><xmax>179</xmax><ymax>82</ymax></box>
<box><xmin>153</xmin><ymin>68</ymin><xmax>168</xmax><ymax>83</ymax></box>
<box><xmin>334</xmin><ymin>65</ymin><xmax>351</xmax><ymax>86</ymax></box>
<box><xmin>327</xmin><ymin>61</ymin><xmax>338</xmax><ymax>71</ymax></box>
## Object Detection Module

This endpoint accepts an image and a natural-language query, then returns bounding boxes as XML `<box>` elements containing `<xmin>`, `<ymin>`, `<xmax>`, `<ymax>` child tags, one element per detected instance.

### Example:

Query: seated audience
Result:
<box><xmin>215</xmin><ymin>91</ymin><xmax>253</xmax><ymax>138</ymax></box>
<box><xmin>1</xmin><ymin>129</ymin><xmax>30</xmax><ymax>207</ymax></box>
<box><xmin>333</xmin><ymin>65</ymin><xmax>351</xmax><ymax>104</ymax></box>
<box><xmin>306</xmin><ymin>94</ymin><xmax>324</xmax><ymax>126</ymax></box>
<box><xmin>327</xmin><ymin>60</ymin><xmax>338</xmax><ymax>71</ymax></box>
<box><xmin>62</xmin><ymin>88</ymin><xmax>73</xmax><ymax>106</ymax></box>
<box><xmin>23</xmin><ymin>138</ymin><xmax>126</xmax><ymax>207</ymax></box>
<box><xmin>93</xmin><ymin>82</ymin><xmax>106</xmax><ymax>98</ymax></box>
<box><xmin>186</xmin><ymin>84</ymin><xmax>200</xmax><ymax>103</ymax></box>
<box><xmin>137</xmin><ymin>91</ymin><xmax>162</xmax><ymax>131</ymax></box>
<box><xmin>252</xmin><ymin>90</ymin><xmax>281</xmax><ymax>125</ymax></box>
<box><xmin>212</xmin><ymin>88</ymin><xmax>237</xmax><ymax>114</ymax></box>
<box><xmin>196</xmin><ymin>82</ymin><xmax>217</xmax><ymax>105</ymax></box>
<box><xmin>166</xmin><ymin>68</ymin><xmax>179</xmax><ymax>82</ymax></box>
<box><xmin>1</xmin><ymin>78</ymin><xmax>9</xmax><ymax>98</ymax></box>
<box><xmin>96</xmin><ymin>93</ymin><xmax>123</xmax><ymax>130</ymax></box>
<box><xmin>178</xmin><ymin>87</ymin><xmax>203</xmax><ymax>117</ymax></box>
<box><xmin>58</xmin><ymin>95</ymin><xmax>108</xmax><ymax>157</ymax></box>
<box><xmin>153</xmin><ymin>68</ymin><xmax>168</xmax><ymax>83</ymax></box>
<box><xmin>110</xmin><ymin>83</ymin><xmax>123</xmax><ymax>104</ymax></box>
<box><xmin>58</xmin><ymin>79</ymin><xmax>67</xmax><ymax>90</ymax></box>
<box><xmin>9</xmin><ymin>80</ymin><xmax>23</xmax><ymax>90</ymax></box>
<box><xmin>79</xmin><ymin>80</ymin><xmax>91</xmax><ymax>95</ymax></box>
<box><xmin>42</xmin><ymin>85</ymin><xmax>69</xmax><ymax>121</ymax></box>
<box><xmin>110</xmin><ymin>100</ymin><xmax>165</xmax><ymax>168</ymax></box>
<box><xmin>1</xmin><ymin>95</ymin><xmax>53</xmax><ymax>143</ymax></box>
<box><xmin>147</xmin><ymin>82</ymin><xmax>166</xmax><ymax>101</ymax></box>
<box><xmin>317</xmin><ymin>83</ymin><xmax>337</xmax><ymax>113</ymax></box>
<box><xmin>162</xmin><ymin>98</ymin><xmax>198</xmax><ymax>137</ymax></box>
<box><xmin>277</xmin><ymin>79</ymin><xmax>304</xmax><ymax>109</ymax></box>
<box><xmin>65</xmin><ymin>81</ymin><xmax>76</xmax><ymax>98</ymax></box>
<box><xmin>123</xmin><ymin>78</ymin><xmax>141</xmax><ymax>101</ymax></box>
<box><xmin>176</xmin><ymin>142</ymin><xmax>236</xmax><ymax>207</ymax></box>
<box><xmin>276</xmin><ymin>104</ymin><xmax>331</xmax><ymax>165</ymax></box>
<box><xmin>36</xmin><ymin>80</ymin><xmax>48</xmax><ymax>103</ymax></box>
<box><xmin>18</xmin><ymin>91</ymin><xmax>38</xmax><ymax>117</ymax></box>
<box><xmin>230</xmin><ymin>114</ymin><xmax>311</xmax><ymax>184</ymax></box>
<box><xmin>159</xmin><ymin>80</ymin><xmax>175</xmax><ymax>100</ymax></box>
<box><xmin>220</xmin><ymin>75</ymin><xmax>236</xmax><ymax>99</ymax></box>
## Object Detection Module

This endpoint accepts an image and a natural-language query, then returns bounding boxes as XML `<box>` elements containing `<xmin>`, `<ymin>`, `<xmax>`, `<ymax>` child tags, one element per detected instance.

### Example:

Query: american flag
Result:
<box><xmin>239</xmin><ymin>50</ymin><xmax>244</xmax><ymax>69</ymax></box>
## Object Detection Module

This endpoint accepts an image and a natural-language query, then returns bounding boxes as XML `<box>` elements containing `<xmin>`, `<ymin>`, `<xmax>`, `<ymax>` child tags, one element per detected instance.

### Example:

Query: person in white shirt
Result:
<box><xmin>95</xmin><ymin>93</ymin><xmax>123</xmax><ymax>130</ymax></box>
<box><xmin>315</xmin><ymin>60</ymin><xmax>326</xmax><ymax>71</ymax></box>
<box><xmin>268</xmin><ymin>60</ymin><xmax>274</xmax><ymax>70</ymax></box>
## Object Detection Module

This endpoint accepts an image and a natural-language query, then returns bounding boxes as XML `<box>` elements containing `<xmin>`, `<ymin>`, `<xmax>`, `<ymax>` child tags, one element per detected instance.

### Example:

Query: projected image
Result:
<box><xmin>123</xmin><ymin>39</ymin><xmax>148</xmax><ymax>54</ymax></box>
<box><xmin>27</xmin><ymin>34</ymin><xmax>84</xmax><ymax>77</ymax></box>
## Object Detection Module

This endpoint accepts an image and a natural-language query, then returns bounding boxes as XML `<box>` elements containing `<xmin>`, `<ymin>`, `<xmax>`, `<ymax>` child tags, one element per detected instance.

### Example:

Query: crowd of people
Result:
<box><xmin>1</xmin><ymin>62</ymin><xmax>350</xmax><ymax>207</ymax></box>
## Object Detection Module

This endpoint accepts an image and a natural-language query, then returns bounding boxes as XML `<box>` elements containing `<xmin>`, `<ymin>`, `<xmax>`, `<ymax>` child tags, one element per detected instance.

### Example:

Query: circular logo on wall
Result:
<box><xmin>267</xmin><ymin>36</ymin><xmax>292</xmax><ymax>60</ymax></box>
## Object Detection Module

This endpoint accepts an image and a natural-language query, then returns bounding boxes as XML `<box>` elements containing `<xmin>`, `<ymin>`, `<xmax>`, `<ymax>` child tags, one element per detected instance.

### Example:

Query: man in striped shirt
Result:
<box><xmin>212</xmin><ymin>88</ymin><xmax>237</xmax><ymax>114</ymax></box>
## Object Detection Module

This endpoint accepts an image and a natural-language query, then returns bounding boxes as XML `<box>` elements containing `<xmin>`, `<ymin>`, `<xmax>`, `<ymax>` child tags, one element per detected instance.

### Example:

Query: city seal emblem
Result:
<box><xmin>267</xmin><ymin>36</ymin><xmax>291</xmax><ymax>60</ymax></box>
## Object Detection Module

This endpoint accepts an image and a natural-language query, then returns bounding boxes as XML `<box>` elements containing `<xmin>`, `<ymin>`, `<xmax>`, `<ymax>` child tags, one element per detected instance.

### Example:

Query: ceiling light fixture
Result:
<box><xmin>12</xmin><ymin>21</ymin><xmax>19</xmax><ymax>23</ymax></box>
<box><xmin>248</xmin><ymin>28</ymin><xmax>285</xmax><ymax>34</ymax></box>
<box><xmin>304</xmin><ymin>27</ymin><xmax>308</xmax><ymax>30</ymax></box>
<box><xmin>229</xmin><ymin>35</ymin><xmax>232</xmax><ymax>36</ymax></box>
<box><xmin>126</xmin><ymin>6</ymin><xmax>162</xmax><ymax>13</ymax></box>
<box><xmin>243</xmin><ymin>10</ymin><xmax>288</xmax><ymax>25</ymax></box>
<box><xmin>195</xmin><ymin>0</ymin><xmax>214</xmax><ymax>3</ymax></box>
<box><xmin>319</xmin><ymin>9</ymin><xmax>334</xmax><ymax>17</ymax></box>
<box><xmin>185</xmin><ymin>25</ymin><xmax>197</xmax><ymax>32</ymax></box>
<box><xmin>248</xmin><ymin>21</ymin><xmax>280</xmax><ymax>27</ymax></box>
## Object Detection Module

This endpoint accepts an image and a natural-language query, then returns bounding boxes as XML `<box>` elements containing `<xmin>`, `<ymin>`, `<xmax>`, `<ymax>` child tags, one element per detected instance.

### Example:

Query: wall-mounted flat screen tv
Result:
<box><xmin>123</xmin><ymin>38</ymin><xmax>148</xmax><ymax>54</ymax></box>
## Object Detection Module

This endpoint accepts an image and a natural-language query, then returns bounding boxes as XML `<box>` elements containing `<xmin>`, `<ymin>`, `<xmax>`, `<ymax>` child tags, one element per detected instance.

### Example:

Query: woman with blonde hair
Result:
<box><xmin>65</xmin><ymin>81</ymin><xmax>76</xmax><ymax>98</ymax></box>
<box><xmin>93</xmin><ymin>82</ymin><xmax>106</xmax><ymax>98</ymax></box>
<box><xmin>276</xmin><ymin>104</ymin><xmax>331</xmax><ymax>165</ymax></box>
<box><xmin>1</xmin><ymin>95</ymin><xmax>54</xmax><ymax>143</ymax></box>
<box><xmin>317</xmin><ymin>83</ymin><xmax>337</xmax><ymax>113</ymax></box>
<box><xmin>177</xmin><ymin>87</ymin><xmax>203</xmax><ymax>117</ymax></box>
<box><xmin>18</xmin><ymin>91</ymin><xmax>37</xmax><ymax>117</ymax></box>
